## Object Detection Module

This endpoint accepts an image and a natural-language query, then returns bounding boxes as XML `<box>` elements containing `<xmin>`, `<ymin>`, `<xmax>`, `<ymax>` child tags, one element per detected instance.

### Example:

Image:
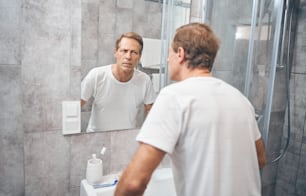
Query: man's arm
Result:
<box><xmin>80</xmin><ymin>99</ymin><xmax>86</xmax><ymax>107</ymax></box>
<box><xmin>144</xmin><ymin>103</ymin><xmax>153</xmax><ymax>115</ymax></box>
<box><xmin>114</xmin><ymin>142</ymin><xmax>166</xmax><ymax>196</ymax></box>
<box><xmin>255</xmin><ymin>138</ymin><xmax>267</xmax><ymax>168</ymax></box>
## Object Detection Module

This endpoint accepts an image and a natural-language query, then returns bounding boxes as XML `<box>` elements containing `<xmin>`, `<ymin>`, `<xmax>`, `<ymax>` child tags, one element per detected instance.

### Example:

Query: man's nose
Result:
<box><xmin>124</xmin><ymin>51</ymin><xmax>132</xmax><ymax>59</ymax></box>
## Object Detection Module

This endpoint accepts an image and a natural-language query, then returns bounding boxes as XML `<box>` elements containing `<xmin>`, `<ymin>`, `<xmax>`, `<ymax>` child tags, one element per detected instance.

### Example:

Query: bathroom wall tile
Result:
<box><xmin>274</xmin><ymin>180</ymin><xmax>296</xmax><ymax>196</ymax></box>
<box><xmin>24</xmin><ymin>132</ymin><xmax>48</xmax><ymax>195</ymax></box>
<box><xmin>98</xmin><ymin>5</ymin><xmax>116</xmax><ymax>34</ymax></box>
<box><xmin>262</xmin><ymin>182</ymin><xmax>276</xmax><ymax>196</ymax></box>
<box><xmin>290</xmin><ymin>106</ymin><xmax>306</xmax><ymax>132</ymax></box>
<box><xmin>132</xmin><ymin>2</ymin><xmax>149</xmax><ymax>36</ymax></box>
<box><xmin>39</xmin><ymin>62</ymin><xmax>70</xmax><ymax>99</ymax></box>
<box><xmin>0</xmin><ymin>66</ymin><xmax>23</xmax><ymax>195</ymax></box>
<box><xmin>293</xmin><ymin>42</ymin><xmax>306</xmax><ymax>74</ymax></box>
<box><xmin>82</xmin><ymin>0</ymin><xmax>99</xmax><ymax>3</ymax></box>
<box><xmin>262</xmin><ymin>163</ymin><xmax>278</xmax><ymax>186</ymax></box>
<box><xmin>0</xmin><ymin>2</ymin><xmax>21</xmax><ymax>65</ymax></box>
<box><xmin>132</xmin><ymin>1</ymin><xmax>162</xmax><ymax>38</ymax></box>
<box><xmin>290</xmin><ymin>73</ymin><xmax>306</xmax><ymax>108</ymax></box>
<box><xmin>115</xmin><ymin>9</ymin><xmax>133</xmax><ymax>35</ymax></box>
<box><xmin>275</xmin><ymin>151</ymin><xmax>300</xmax><ymax>195</ymax></box>
<box><xmin>42</xmin><ymin>100</ymin><xmax>63</xmax><ymax>131</ymax></box>
<box><xmin>70</xmin><ymin>132</ymin><xmax>111</xmax><ymax>188</ymax></box>
<box><xmin>110</xmin><ymin>129</ymin><xmax>139</xmax><ymax>173</ymax></box>
<box><xmin>22</xmin><ymin>36</ymin><xmax>71</xmax><ymax>87</ymax></box>
<box><xmin>296</xmin><ymin>143</ymin><xmax>306</xmax><ymax>196</ymax></box>
<box><xmin>23</xmin><ymin>83</ymin><xmax>70</xmax><ymax>133</ymax></box>
<box><xmin>0</xmin><ymin>116</ymin><xmax>24</xmax><ymax>196</ymax></box>
<box><xmin>97</xmin><ymin>33</ymin><xmax>116</xmax><ymax>66</ymax></box>
<box><xmin>71</xmin><ymin>0</ymin><xmax>82</xmax><ymax>67</ymax></box>
<box><xmin>82</xmin><ymin>2</ymin><xmax>99</xmax><ymax>61</ymax></box>
<box><xmin>117</xmin><ymin>0</ymin><xmax>133</xmax><ymax>9</ymax></box>
<box><xmin>22</xmin><ymin>0</ymin><xmax>72</xmax><ymax>68</ymax></box>
<box><xmin>23</xmin><ymin>0</ymin><xmax>71</xmax><ymax>37</ymax></box>
<box><xmin>66</xmin><ymin>186</ymin><xmax>80</xmax><ymax>196</ymax></box>
<box><xmin>145</xmin><ymin>11</ymin><xmax>163</xmax><ymax>38</ymax></box>
<box><xmin>22</xmin><ymin>82</ymin><xmax>45</xmax><ymax>133</ymax></box>
<box><xmin>81</xmin><ymin>59</ymin><xmax>98</xmax><ymax>80</ymax></box>
<box><xmin>69</xmin><ymin>66</ymin><xmax>81</xmax><ymax>99</ymax></box>
<box><xmin>286</xmin><ymin>131</ymin><xmax>303</xmax><ymax>155</ymax></box>
<box><xmin>24</xmin><ymin>131</ymin><xmax>70</xmax><ymax>196</ymax></box>
<box><xmin>0</xmin><ymin>66</ymin><xmax>22</xmax><ymax>118</ymax></box>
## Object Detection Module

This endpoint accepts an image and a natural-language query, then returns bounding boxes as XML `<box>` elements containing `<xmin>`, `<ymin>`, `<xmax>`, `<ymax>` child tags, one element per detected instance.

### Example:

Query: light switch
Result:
<box><xmin>62</xmin><ymin>101</ymin><xmax>81</xmax><ymax>135</ymax></box>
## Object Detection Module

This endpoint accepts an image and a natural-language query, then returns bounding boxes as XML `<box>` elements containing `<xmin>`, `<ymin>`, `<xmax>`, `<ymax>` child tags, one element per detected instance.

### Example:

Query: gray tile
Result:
<box><xmin>71</xmin><ymin>0</ymin><xmax>82</xmax><ymax>67</ymax></box>
<box><xmin>290</xmin><ymin>74</ymin><xmax>306</xmax><ymax>107</ymax></box>
<box><xmin>22</xmin><ymin>82</ymin><xmax>45</xmax><ymax>133</ymax></box>
<box><xmin>262</xmin><ymin>182</ymin><xmax>276</xmax><ymax>196</ymax></box>
<box><xmin>276</xmin><ymin>152</ymin><xmax>299</xmax><ymax>192</ymax></box>
<box><xmin>97</xmin><ymin>34</ymin><xmax>116</xmax><ymax>66</ymax></box>
<box><xmin>115</xmin><ymin>9</ymin><xmax>133</xmax><ymax>35</ymax></box>
<box><xmin>110</xmin><ymin>129</ymin><xmax>139</xmax><ymax>173</ymax></box>
<box><xmin>295</xmin><ymin>143</ymin><xmax>306</xmax><ymax>196</ymax></box>
<box><xmin>262</xmin><ymin>164</ymin><xmax>278</xmax><ymax>185</ymax></box>
<box><xmin>70</xmin><ymin>66</ymin><xmax>81</xmax><ymax>99</ymax></box>
<box><xmin>24</xmin><ymin>131</ymin><xmax>70</xmax><ymax>196</ymax></box>
<box><xmin>98</xmin><ymin>6</ymin><xmax>116</xmax><ymax>34</ymax></box>
<box><xmin>0</xmin><ymin>66</ymin><xmax>24</xmax><ymax>196</ymax></box>
<box><xmin>0</xmin><ymin>66</ymin><xmax>22</xmax><ymax>118</ymax></box>
<box><xmin>117</xmin><ymin>0</ymin><xmax>133</xmax><ymax>9</ymax></box>
<box><xmin>0</xmin><ymin>4</ymin><xmax>21</xmax><ymax>65</ymax></box>
<box><xmin>82</xmin><ymin>2</ymin><xmax>99</xmax><ymax>61</ymax></box>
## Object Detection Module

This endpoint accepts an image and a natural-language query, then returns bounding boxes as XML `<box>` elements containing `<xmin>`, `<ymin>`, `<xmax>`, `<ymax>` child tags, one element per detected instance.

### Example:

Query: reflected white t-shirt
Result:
<box><xmin>81</xmin><ymin>65</ymin><xmax>155</xmax><ymax>132</ymax></box>
<box><xmin>137</xmin><ymin>77</ymin><xmax>262</xmax><ymax>196</ymax></box>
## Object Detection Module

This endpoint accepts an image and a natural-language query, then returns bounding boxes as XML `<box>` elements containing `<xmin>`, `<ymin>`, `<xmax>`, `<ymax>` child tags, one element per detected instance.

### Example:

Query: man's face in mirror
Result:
<box><xmin>114</xmin><ymin>38</ymin><xmax>142</xmax><ymax>72</ymax></box>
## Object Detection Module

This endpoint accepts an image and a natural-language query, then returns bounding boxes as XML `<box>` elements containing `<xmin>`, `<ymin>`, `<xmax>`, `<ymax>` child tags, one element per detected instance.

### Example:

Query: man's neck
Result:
<box><xmin>180</xmin><ymin>67</ymin><xmax>211</xmax><ymax>81</ymax></box>
<box><xmin>111</xmin><ymin>64</ymin><xmax>134</xmax><ymax>82</ymax></box>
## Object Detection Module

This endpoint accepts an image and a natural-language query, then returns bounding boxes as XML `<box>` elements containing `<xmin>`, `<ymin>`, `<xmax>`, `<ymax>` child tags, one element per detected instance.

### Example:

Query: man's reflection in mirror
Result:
<box><xmin>81</xmin><ymin>32</ymin><xmax>156</xmax><ymax>132</ymax></box>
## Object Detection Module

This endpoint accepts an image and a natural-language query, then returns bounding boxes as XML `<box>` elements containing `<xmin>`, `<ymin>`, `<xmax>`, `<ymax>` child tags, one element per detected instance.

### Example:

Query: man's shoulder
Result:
<box><xmin>133</xmin><ymin>69</ymin><xmax>151</xmax><ymax>79</ymax></box>
<box><xmin>88</xmin><ymin>65</ymin><xmax>111</xmax><ymax>75</ymax></box>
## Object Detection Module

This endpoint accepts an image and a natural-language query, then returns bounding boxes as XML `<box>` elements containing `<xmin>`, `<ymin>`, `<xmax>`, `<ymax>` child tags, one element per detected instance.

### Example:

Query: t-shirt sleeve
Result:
<box><xmin>252</xmin><ymin>117</ymin><xmax>262</xmax><ymax>141</ymax></box>
<box><xmin>248</xmin><ymin>102</ymin><xmax>262</xmax><ymax>141</ymax></box>
<box><xmin>137</xmin><ymin>89</ymin><xmax>181</xmax><ymax>154</ymax></box>
<box><xmin>143</xmin><ymin>75</ymin><xmax>156</xmax><ymax>104</ymax></box>
<box><xmin>81</xmin><ymin>69</ymin><xmax>96</xmax><ymax>101</ymax></box>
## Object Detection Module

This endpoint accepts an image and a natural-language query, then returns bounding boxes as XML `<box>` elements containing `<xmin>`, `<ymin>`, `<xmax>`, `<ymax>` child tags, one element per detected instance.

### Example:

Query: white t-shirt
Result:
<box><xmin>137</xmin><ymin>77</ymin><xmax>262</xmax><ymax>196</ymax></box>
<box><xmin>81</xmin><ymin>65</ymin><xmax>155</xmax><ymax>132</ymax></box>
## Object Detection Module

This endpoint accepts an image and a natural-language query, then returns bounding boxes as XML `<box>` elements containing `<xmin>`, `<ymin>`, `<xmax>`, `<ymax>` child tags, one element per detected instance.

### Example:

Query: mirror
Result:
<box><xmin>80</xmin><ymin>0</ymin><xmax>192</xmax><ymax>133</ymax></box>
<box><xmin>80</xmin><ymin>0</ymin><xmax>164</xmax><ymax>132</ymax></box>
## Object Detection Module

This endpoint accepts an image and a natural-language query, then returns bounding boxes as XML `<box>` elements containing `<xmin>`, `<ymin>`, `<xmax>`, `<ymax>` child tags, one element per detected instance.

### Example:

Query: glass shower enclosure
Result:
<box><xmin>202</xmin><ymin>0</ymin><xmax>298</xmax><ymax>164</ymax></box>
<box><xmin>160</xmin><ymin>0</ymin><xmax>298</xmax><ymax>195</ymax></box>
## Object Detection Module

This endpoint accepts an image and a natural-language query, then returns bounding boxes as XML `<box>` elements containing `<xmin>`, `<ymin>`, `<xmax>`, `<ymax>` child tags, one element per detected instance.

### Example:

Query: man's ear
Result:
<box><xmin>177</xmin><ymin>47</ymin><xmax>185</xmax><ymax>63</ymax></box>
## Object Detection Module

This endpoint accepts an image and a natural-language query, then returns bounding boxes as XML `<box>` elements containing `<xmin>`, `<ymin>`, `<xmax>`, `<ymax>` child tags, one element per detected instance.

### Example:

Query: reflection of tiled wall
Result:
<box><xmin>81</xmin><ymin>0</ymin><xmax>163</xmax><ymax>130</ymax></box>
<box><xmin>0</xmin><ymin>0</ymin><xmax>163</xmax><ymax>195</ymax></box>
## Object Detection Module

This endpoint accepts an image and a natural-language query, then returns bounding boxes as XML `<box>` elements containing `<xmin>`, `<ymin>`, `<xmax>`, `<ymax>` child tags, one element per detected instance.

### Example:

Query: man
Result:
<box><xmin>81</xmin><ymin>32</ymin><xmax>155</xmax><ymax>132</ymax></box>
<box><xmin>114</xmin><ymin>23</ymin><xmax>266</xmax><ymax>196</ymax></box>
